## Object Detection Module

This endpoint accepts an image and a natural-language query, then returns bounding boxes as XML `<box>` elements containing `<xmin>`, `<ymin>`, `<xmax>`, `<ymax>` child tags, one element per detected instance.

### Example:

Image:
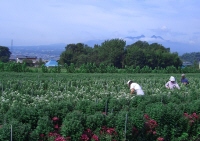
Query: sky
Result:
<box><xmin>0</xmin><ymin>0</ymin><xmax>200</xmax><ymax>50</ymax></box>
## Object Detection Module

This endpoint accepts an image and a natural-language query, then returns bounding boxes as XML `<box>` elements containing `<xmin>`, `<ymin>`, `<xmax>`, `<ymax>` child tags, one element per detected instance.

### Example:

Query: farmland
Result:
<box><xmin>0</xmin><ymin>72</ymin><xmax>200</xmax><ymax>141</ymax></box>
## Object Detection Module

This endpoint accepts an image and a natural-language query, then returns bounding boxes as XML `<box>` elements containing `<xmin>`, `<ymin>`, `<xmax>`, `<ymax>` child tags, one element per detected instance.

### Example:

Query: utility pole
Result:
<box><xmin>10</xmin><ymin>39</ymin><xmax>13</xmax><ymax>53</ymax></box>
<box><xmin>199</xmin><ymin>61</ymin><xmax>200</xmax><ymax>69</ymax></box>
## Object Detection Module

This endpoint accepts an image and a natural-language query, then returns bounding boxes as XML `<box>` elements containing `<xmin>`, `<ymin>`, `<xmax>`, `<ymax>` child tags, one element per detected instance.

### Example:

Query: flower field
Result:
<box><xmin>0</xmin><ymin>72</ymin><xmax>200</xmax><ymax>141</ymax></box>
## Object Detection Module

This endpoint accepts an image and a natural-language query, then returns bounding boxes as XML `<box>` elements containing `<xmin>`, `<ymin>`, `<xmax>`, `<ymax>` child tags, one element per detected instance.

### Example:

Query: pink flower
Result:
<box><xmin>144</xmin><ymin>114</ymin><xmax>150</xmax><ymax>120</ymax></box>
<box><xmin>52</xmin><ymin>117</ymin><xmax>59</xmax><ymax>121</ymax></box>
<box><xmin>81</xmin><ymin>134</ymin><xmax>89</xmax><ymax>141</ymax></box>
<box><xmin>40</xmin><ymin>133</ymin><xmax>45</xmax><ymax>137</ymax></box>
<box><xmin>153</xmin><ymin>131</ymin><xmax>157</xmax><ymax>135</ymax></box>
<box><xmin>106</xmin><ymin>128</ymin><xmax>116</xmax><ymax>135</ymax></box>
<box><xmin>48</xmin><ymin>132</ymin><xmax>53</xmax><ymax>137</ymax></box>
<box><xmin>132</xmin><ymin>126</ymin><xmax>138</xmax><ymax>133</ymax></box>
<box><xmin>157</xmin><ymin>137</ymin><xmax>164</xmax><ymax>141</ymax></box>
<box><xmin>101</xmin><ymin>126</ymin><xmax>107</xmax><ymax>132</ymax></box>
<box><xmin>83</xmin><ymin>128</ymin><xmax>93</xmax><ymax>138</ymax></box>
<box><xmin>189</xmin><ymin>120</ymin><xmax>194</xmax><ymax>126</ymax></box>
<box><xmin>192</xmin><ymin>113</ymin><xmax>198</xmax><ymax>119</ymax></box>
<box><xmin>149</xmin><ymin>119</ymin><xmax>157</xmax><ymax>125</ymax></box>
<box><xmin>188</xmin><ymin>115</ymin><xmax>193</xmax><ymax>120</ymax></box>
<box><xmin>102</xmin><ymin>126</ymin><xmax>107</xmax><ymax>130</ymax></box>
<box><xmin>92</xmin><ymin>134</ymin><xmax>99</xmax><ymax>141</ymax></box>
<box><xmin>54</xmin><ymin>124</ymin><xmax>59</xmax><ymax>129</ymax></box>
<box><xmin>87</xmin><ymin>129</ymin><xmax>92</xmax><ymax>133</ymax></box>
<box><xmin>48</xmin><ymin>132</ymin><xmax>60</xmax><ymax>137</ymax></box>
<box><xmin>184</xmin><ymin>112</ymin><xmax>188</xmax><ymax>117</ymax></box>
<box><xmin>55</xmin><ymin>136</ymin><xmax>66</xmax><ymax>141</ymax></box>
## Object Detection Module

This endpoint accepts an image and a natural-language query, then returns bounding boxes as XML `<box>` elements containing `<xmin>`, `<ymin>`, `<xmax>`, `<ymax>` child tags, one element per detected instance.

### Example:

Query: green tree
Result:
<box><xmin>132</xmin><ymin>40</ymin><xmax>149</xmax><ymax>49</ymax></box>
<box><xmin>36</xmin><ymin>58</ymin><xmax>45</xmax><ymax>67</ymax></box>
<box><xmin>124</xmin><ymin>41</ymin><xmax>182</xmax><ymax>69</ymax></box>
<box><xmin>0</xmin><ymin>46</ymin><xmax>11</xmax><ymax>62</ymax></box>
<box><xmin>59</xmin><ymin>51</ymin><xmax>73</xmax><ymax>65</ymax></box>
<box><xmin>59</xmin><ymin>43</ymin><xmax>93</xmax><ymax>67</ymax></box>
<box><xmin>124</xmin><ymin>45</ymin><xmax>146</xmax><ymax>68</ymax></box>
<box><xmin>179</xmin><ymin>52</ymin><xmax>200</xmax><ymax>63</ymax></box>
<box><xmin>96</xmin><ymin>39</ymin><xmax>126</xmax><ymax>68</ymax></box>
<box><xmin>23</xmin><ymin>59</ymin><xmax>34</xmax><ymax>67</ymax></box>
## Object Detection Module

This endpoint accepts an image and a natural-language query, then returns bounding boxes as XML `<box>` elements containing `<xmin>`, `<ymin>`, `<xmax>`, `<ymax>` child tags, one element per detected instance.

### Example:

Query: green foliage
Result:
<box><xmin>0</xmin><ymin>62</ymin><xmax>27</xmax><ymax>72</ymax></box>
<box><xmin>59</xmin><ymin>43</ymin><xmax>92</xmax><ymax>67</ymax></box>
<box><xmin>30</xmin><ymin>116</ymin><xmax>53</xmax><ymax>140</ymax></box>
<box><xmin>41</xmin><ymin>65</ymin><xmax>61</xmax><ymax>73</ymax></box>
<box><xmin>0</xmin><ymin>120</ymin><xmax>31</xmax><ymax>141</ymax></box>
<box><xmin>36</xmin><ymin>58</ymin><xmax>45</xmax><ymax>67</ymax></box>
<box><xmin>180</xmin><ymin>52</ymin><xmax>200</xmax><ymax>63</ymax></box>
<box><xmin>42</xmin><ymin>64</ymin><xmax>48</xmax><ymax>73</ymax></box>
<box><xmin>61</xmin><ymin>111</ymin><xmax>85</xmax><ymax>140</ymax></box>
<box><xmin>0</xmin><ymin>46</ymin><xmax>11</xmax><ymax>63</ymax></box>
<box><xmin>22</xmin><ymin>59</ymin><xmax>34</xmax><ymax>67</ymax></box>
<box><xmin>85</xmin><ymin>113</ymin><xmax>105</xmax><ymax>131</ymax></box>
<box><xmin>58</xmin><ymin>39</ymin><xmax>184</xmax><ymax>69</ymax></box>
<box><xmin>78</xmin><ymin>63</ymin><xmax>97</xmax><ymax>73</ymax></box>
<box><xmin>0</xmin><ymin>61</ymin><xmax>200</xmax><ymax>73</ymax></box>
<box><xmin>97</xmin><ymin>39</ymin><xmax>126</xmax><ymax>68</ymax></box>
<box><xmin>124</xmin><ymin>41</ymin><xmax>182</xmax><ymax>69</ymax></box>
<box><xmin>0</xmin><ymin>73</ymin><xmax>200</xmax><ymax>140</ymax></box>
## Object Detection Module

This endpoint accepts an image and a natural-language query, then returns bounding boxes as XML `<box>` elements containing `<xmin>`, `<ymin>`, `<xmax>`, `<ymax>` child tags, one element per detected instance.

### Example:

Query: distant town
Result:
<box><xmin>10</xmin><ymin>52</ymin><xmax>60</xmax><ymax>62</ymax></box>
<box><xmin>9</xmin><ymin>43</ymin><xmax>66</xmax><ymax>61</ymax></box>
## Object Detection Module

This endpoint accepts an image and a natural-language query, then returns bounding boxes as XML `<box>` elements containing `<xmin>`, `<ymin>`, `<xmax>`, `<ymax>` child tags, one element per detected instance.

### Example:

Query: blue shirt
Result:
<box><xmin>181</xmin><ymin>78</ymin><xmax>189</xmax><ymax>84</ymax></box>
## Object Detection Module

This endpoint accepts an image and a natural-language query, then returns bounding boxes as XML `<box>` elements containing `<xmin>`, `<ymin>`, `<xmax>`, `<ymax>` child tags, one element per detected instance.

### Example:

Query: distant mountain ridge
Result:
<box><xmin>9</xmin><ymin>35</ymin><xmax>199</xmax><ymax>59</ymax></box>
<box><xmin>85</xmin><ymin>35</ymin><xmax>199</xmax><ymax>55</ymax></box>
<box><xmin>125</xmin><ymin>35</ymin><xmax>145</xmax><ymax>40</ymax></box>
<box><xmin>151</xmin><ymin>35</ymin><xmax>163</xmax><ymax>40</ymax></box>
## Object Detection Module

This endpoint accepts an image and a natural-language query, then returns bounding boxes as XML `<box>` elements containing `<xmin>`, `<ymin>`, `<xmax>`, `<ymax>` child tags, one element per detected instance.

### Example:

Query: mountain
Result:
<box><xmin>124</xmin><ymin>35</ymin><xmax>199</xmax><ymax>55</ymax></box>
<box><xmin>151</xmin><ymin>35</ymin><xmax>163</xmax><ymax>40</ymax></box>
<box><xmin>125</xmin><ymin>35</ymin><xmax>145</xmax><ymax>40</ymax></box>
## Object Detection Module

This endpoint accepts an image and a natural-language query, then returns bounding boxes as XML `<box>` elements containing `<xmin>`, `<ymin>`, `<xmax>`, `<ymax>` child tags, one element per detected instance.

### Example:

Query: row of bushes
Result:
<box><xmin>0</xmin><ymin>62</ymin><xmax>200</xmax><ymax>73</ymax></box>
<box><xmin>1</xmin><ymin>93</ymin><xmax>200</xmax><ymax>140</ymax></box>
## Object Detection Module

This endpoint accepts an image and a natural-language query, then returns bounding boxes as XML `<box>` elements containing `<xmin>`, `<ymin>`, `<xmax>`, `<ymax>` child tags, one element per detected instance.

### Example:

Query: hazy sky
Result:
<box><xmin>0</xmin><ymin>0</ymin><xmax>200</xmax><ymax>47</ymax></box>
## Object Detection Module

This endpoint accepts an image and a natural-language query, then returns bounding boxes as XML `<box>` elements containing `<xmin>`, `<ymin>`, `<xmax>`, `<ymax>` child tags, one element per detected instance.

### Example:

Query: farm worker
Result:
<box><xmin>127</xmin><ymin>80</ymin><xmax>144</xmax><ymax>95</ymax></box>
<box><xmin>181</xmin><ymin>74</ymin><xmax>189</xmax><ymax>85</ymax></box>
<box><xmin>165</xmin><ymin>76</ymin><xmax>180</xmax><ymax>89</ymax></box>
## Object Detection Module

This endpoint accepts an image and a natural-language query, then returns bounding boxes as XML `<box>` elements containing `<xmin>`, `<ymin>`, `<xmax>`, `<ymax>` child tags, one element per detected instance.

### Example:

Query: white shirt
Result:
<box><xmin>130</xmin><ymin>83</ymin><xmax>144</xmax><ymax>95</ymax></box>
<box><xmin>165</xmin><ymin>81</ymin><xmax>180</xmax><ymax>89</ymax></box>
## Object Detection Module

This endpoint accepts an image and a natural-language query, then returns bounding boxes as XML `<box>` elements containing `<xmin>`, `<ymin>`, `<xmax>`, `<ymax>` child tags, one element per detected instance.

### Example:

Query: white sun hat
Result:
<box><xmin>169</xmin><ymin>76</ymin><xmax>175</xmax><ymax>81</ymax></box>
<box><xmin>127</xmin><ymin>80</ymin><xmax>131</xmax><ymax>84</ymax></box>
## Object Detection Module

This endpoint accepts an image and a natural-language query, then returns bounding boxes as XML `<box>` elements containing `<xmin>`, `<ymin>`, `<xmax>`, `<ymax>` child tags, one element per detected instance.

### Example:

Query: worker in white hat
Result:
<box><xmin>165</xmin><ymin>76</ymin><xmax>180</xmax><ymax>89</ymax></box>
<box><xmin>127</xmin><ymin>80</ymin><xmax>144</xmax><ymax>95</ymax></box>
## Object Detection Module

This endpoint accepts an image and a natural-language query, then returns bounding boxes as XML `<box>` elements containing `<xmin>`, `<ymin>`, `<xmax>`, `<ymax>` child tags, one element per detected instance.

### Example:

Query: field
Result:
<box><xmin>0</xmin><ymin>72</ymin><xmax>200</xmax><ymax>141</ymax></box>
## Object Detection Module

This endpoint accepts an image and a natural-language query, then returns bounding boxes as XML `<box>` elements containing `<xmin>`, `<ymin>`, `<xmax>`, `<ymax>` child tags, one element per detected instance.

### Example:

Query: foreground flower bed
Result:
<box><xmin>0</xmin><ymin>73</ymin><xmax>200</xmax><ymax>141</ymax></box>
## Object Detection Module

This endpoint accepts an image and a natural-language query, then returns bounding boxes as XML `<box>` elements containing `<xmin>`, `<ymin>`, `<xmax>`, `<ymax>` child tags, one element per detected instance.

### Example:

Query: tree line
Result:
<box><xmin>180</xmin><ymin>52</ymin><xmax>200</xmax><ymax>64</ymax></box>
<box><xmin>59</xmin><ymin>39</ymin><xmax>182</xmax><ymax>69</ymax></box>
<box><xmin>1</xmin><ymin>39</ymin><xmax>183</xmax><ymax>69</ymax></box>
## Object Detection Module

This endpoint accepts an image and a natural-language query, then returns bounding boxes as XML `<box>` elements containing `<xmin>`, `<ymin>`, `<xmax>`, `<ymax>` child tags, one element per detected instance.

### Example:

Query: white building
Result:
<box><xmin>16</xmin><ymin>55</ymin><xmax>37</xmax><ymax>63</ymax></box>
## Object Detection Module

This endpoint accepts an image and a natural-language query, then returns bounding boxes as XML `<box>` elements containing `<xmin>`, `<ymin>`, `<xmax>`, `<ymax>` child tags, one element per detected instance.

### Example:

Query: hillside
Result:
<box><xmin>179</xmin><ymin>52</ymin><xmax>200</xmax><ymax>63</ymax></box>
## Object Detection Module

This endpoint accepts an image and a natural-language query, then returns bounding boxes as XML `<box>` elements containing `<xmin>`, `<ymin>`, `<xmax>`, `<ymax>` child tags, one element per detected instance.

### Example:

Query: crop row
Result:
<box><xmin>0</xmin><ymin>73</ymin><xmax>200</xmax><ymax>141</ymax></box>
<box><xmin>1</xmin><ymin>62</ymin><xmax>200</xmax><ymax>73</ymax></box>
